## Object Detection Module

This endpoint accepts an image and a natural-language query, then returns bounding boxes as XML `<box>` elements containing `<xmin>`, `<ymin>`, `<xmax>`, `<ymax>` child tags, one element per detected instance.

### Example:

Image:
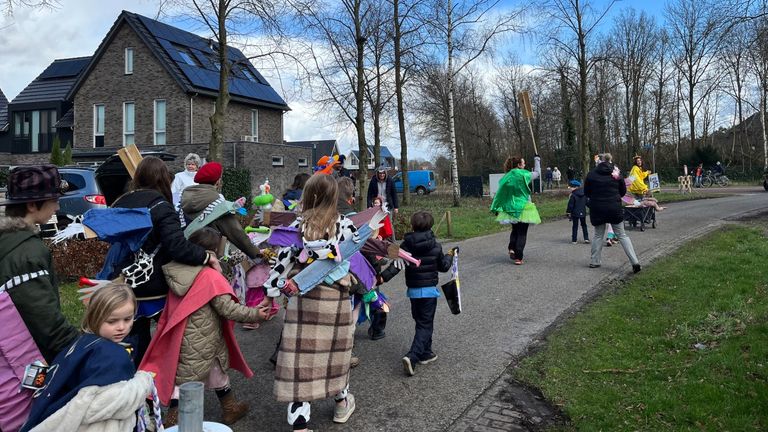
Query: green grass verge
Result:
<box><xmin>395</xmin><ymin>190</ymin><xmax>727</xmax><ymax>241</ymax></box>
<box><xmin>513</xmin><ymin>225</ymin><xmax>768</xmax><ymax>431</ymax></box>
<box><xmin>60</xmin><ymin>282</ymin><xmax>85</xmax><ymax>328</ymax></box>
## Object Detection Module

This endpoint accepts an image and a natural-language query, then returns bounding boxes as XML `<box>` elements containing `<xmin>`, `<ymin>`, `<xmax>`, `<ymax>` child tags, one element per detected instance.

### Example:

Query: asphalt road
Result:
<box><xmin>204</xmin><ymin>188</ymin><xmax>768</xmax><ymax>431</ymax></box>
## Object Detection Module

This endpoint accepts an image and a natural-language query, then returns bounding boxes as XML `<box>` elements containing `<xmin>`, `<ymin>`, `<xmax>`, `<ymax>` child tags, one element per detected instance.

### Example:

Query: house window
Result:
<box><xmin>125</xmin><ymin>48</ymin><xmax>134</xmax><ymax>74</ymax></box>
<box><xmin>49</xmin><ymin>110</ymin><xmax>56</xmax><ymax>134</ymax></box>
<box><xmin>298</xmin><ymin>158</ymin><xmax>308</xmax><ymax>167</ymax></box>
<box><xmin>176</xmin><ymin>46</ymin><xmax>201</xmax><ymax>67</ymax></box>
<box><xmin>251</xmin><ymin>109</ymin><xmax>258</xmax><ymax>139</ymax></box>
<box><xmin>93</xmin><ymin>104</ymin><xmax>105</xmax><ymax>147</ymax></box>
<box><xmin>13</xmin><ymin>112</ymin><xmax>21</xmax><ymax>137</ymax></box>
<box><xmin>31</xmin><ymin>111</ymin><xmax>40</xmax><ymax>152</ymax></box>
<box><xmin>272</xmin><ymin>156</ymin><xmax>284</xmax><ymax>167</ymax></box>
<box><xmin>123</xmin><ymin>102</ymin><xmax>135</xmax><ymax>146</ymax></box>
<box><xmin>154</xmin><ymin>99</ymin><xmax>166</xmax><ymax>145</ymax></box>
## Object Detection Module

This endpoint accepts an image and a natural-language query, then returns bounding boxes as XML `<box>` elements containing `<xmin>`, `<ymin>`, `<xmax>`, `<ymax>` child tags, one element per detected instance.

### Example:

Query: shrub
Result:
<box><xmin>62</xmin><ymin>142</ymin><xmax>73</xmax><ymax>165</ymax></box>
<box><xmin>0</xmin><ymin>167</ymin><xmax>8</xmax><ymax>188</ymax></box>
<box><xmin>221</xmin><ymin>167</ymin><xmax>252</xmax><ymax>209</ymax></box>
<box><xmin>49</xmin><ymin>136</ymin><xmax>64</xmax><ymax>166</ymax></box>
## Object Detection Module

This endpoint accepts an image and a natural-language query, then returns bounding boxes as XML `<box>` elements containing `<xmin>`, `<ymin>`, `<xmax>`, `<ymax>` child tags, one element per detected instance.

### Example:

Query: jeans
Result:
<box><xmin>407</xmin><ymin>297</ymin><xmax>438</xmax><ymax>362</ymax></box>
<box><xmin>571</xmin><ymin>217</ymin><xmax>589</xmax><ymax>242</ymax></box>
<box><xmin>695</xmin><ymin>175</ymin><xmax>702</xmax><ymax>187</ymax></box>
<box><xmin>508</xmin><ymin>222</ymin><xmax>530</xmax><ymax>260</ymax></box>
<box><xmin>591</xmin><ymin>223</ymin><xmax>640</xmax><ymax>266</ymax></box>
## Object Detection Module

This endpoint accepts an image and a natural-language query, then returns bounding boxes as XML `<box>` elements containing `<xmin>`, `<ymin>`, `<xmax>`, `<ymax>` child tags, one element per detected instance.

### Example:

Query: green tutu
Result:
<box><xmin>495</xmin><ymin>201</ymin><xmax>541</xmax><ymax>225</ymax></box>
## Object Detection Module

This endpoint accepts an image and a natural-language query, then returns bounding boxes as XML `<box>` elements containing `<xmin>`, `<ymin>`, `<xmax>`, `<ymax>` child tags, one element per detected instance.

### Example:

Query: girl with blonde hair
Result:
<box><xmin>22</xmin><ymin>284</ymin><xmax>155</xmax><ymax>432</ymax></box>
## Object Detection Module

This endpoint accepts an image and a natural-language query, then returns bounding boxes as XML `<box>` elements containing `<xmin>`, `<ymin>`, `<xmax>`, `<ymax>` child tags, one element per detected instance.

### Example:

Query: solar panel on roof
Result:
<box><xmin>38</xmin><ymin>59</ymin><xmax>89</xmax><ymax>80</ymax></box>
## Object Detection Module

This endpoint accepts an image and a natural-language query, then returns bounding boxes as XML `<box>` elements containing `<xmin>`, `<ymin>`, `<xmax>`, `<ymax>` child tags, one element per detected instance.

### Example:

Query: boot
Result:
<box><xmin>219</xmin><ymin>392</ymin><xmax>249</xmax><ymax>425</ymax></box>
<box><xmin>163</xmin><ymin>406</ymin><xmax>178</xmax><ymax>428</ymax></box>
<box><xmin>368</xmin><ymin>310</ymin><xmax>387</xmax><ymax>340</ymax></box>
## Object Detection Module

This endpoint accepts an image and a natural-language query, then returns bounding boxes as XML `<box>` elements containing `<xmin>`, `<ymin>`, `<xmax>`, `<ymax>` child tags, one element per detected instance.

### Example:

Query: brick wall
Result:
<box><xmin>74</xmin><ymin>22</ymin><xmax>285</xmax><ymax>149</ymax></box>
<box><xmin>238</xmin><ymin>142</ymin><xmax>312</xmax><ymax>197</ymax></box>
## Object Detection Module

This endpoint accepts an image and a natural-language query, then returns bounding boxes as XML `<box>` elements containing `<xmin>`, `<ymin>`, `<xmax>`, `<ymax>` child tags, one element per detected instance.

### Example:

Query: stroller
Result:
<box><xmin>621</xmin><ymin>180</ymin><xmax>657</xmax><ymax>232</ymax></box>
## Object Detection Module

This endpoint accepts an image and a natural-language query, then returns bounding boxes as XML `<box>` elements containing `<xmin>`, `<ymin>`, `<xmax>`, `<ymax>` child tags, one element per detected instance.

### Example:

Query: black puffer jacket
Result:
<box><xmin>400</xmin><ymin>230</ymin><xmax>452</xmax><ymax>288</ymax></box>
<box><xmin>584</xmin><ymin>162</ymin><xmax>626</xmax><ymax>226</ymax></box>
<box><xmin>566</xmin><ymin>187</ymin><xmax>588</xmax><ymax>218</ymax></box>
<box><xmin>111</xmin><ymin>189</ymin><xmax>208</xmax><ymax>299</ymax></box>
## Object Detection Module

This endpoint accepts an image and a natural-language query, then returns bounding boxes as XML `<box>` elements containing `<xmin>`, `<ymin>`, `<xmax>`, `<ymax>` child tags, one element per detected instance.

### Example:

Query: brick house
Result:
<box><xmin>0</xmin><ymin>58</ymin><xmax>90</xmax><ymax>166</ymax></box>
<box><xmin>287</xmin><ymin>139</ymin><xmax>339</xmax><ymax>167</ymax></box>
<box><xmin>65</xmin><ymin>10</ymin><xmax>309</xmax><ymax>195</ymax></box>
<box><xmin>346</xmin><ymin>145</ymin><xmax>397</xmax><ymax>172</ymax></box>
<box><xmin>0</xmin><ymin>88</ymin><xmax>8</xmax><ymax>156</ymax></box>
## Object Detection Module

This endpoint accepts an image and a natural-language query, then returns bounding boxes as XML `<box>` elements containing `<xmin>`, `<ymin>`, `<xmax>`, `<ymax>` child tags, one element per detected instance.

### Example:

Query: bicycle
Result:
<box><xmin>701</xmin><ymin>170</ymin><xmax>730</xmax><ymax>187</ymax></box>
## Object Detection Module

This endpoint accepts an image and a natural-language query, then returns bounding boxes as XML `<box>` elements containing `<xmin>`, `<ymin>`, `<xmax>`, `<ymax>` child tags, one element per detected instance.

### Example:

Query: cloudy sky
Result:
<box><xmin>0</xmin><ymin>0</ymin><xmax>667</xmax><ymax>161</ymax></box>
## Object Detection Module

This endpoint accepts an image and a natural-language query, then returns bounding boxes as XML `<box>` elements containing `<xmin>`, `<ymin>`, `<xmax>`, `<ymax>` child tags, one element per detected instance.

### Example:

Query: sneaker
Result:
<box><xmin>572</xmin><ymin>241</ymin><xmax>577</xmax><ymax>244</ymax></box>
<box><xmin>514</xmin><ymin>259</ymin><xmax>523</xmax><ymax>265</ymax></box>
<box><xmin>589</xmin><ymin>263</ymin><xmax>601</xmax><ymax>268</ymax></box>
<box><xmin>402</xmin><ymin>356</ymin><xmax>415</xmax><ymax>376</ymax></box>
<box><xmin>605</xmin><ymin>241</ymin><xmax>613</xmax><ymax>247</ymax></box>
<box><xmin>333</xmin><ymin>393</ymin><xmax>356</xmax><ymax>423</ymax></box>
<box><xmin>508</xmin><ymin>250</ymin><xmax>515</xmax><ymax>260</ymax></box>
<box><xmin>632</xmin><ymin>264</ymin><xmax>642</xmax><ymax>273</ymax></box>
<box><xmin>418</xmin><ymin>353</ymin><xmax>438</xmax><ymax>365</ymax></box>
<box><xmin>584</xmin><ymin>239</ymin><xmax>590</xmax><ymax>244</ymax></box>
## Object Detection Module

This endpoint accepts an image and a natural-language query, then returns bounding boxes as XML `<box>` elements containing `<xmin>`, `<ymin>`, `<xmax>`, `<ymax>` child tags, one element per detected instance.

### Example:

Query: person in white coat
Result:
<box><xmin>552</xmin><ymin>167</ymin><xmax>562</xmax><ymax>188</ymax></box>
<box><xmin>171</xmin><ymin>153</ymin><xmax>201</xmax><ymax>208</ymax></box>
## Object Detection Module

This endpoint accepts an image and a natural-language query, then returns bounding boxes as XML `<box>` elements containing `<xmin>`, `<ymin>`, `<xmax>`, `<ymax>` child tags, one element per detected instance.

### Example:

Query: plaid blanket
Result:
<box><xmin>274</xmin><ymin>282</ymin><xmax>354</xmax><ymax>403</ymax></box>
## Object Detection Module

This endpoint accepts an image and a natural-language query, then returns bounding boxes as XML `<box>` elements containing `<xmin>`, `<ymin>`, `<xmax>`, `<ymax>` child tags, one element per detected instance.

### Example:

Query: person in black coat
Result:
<box><xmin>394</xmin><ymin>211</ymin><xmax>453</xmax><ymax>376</ymax></box>
<box><xmin>110</xmin><ymin>156</ymin><xmax>218</xmax><ymax>365</ymax></box>
<box><xmin>583</xmin><ymin>153</ymin><xmax>641</xmax><ymax>273</ymax></box>
<box><xmin>366</xmin><ymin>167</ymin><xmax>399</xmax><ymax>213</ymax></box>
<box><xmin>566</xmin><ymin>180</ymin><xmax>589</xmax><ymax>244</ymax></box>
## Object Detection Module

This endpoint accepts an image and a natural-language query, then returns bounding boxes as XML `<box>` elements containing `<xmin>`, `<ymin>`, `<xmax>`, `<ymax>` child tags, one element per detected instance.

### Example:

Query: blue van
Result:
<box><xmin>392</xmin><ymin>170</ymin><xmax>437</xmax><ymax>195</ymax></box>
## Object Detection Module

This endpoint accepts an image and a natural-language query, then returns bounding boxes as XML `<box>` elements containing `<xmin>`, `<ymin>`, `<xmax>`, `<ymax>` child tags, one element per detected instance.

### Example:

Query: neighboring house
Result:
<box><xmin>0</xmin><ymin>88</ymin><xmax>8</xmax><ymax>153</ymax></box>
<box><xmin>346</xmin><ymin>145</ymin><xmax>396</xmax><ymax>171</ymax></box>
<box><xmin>63</xmin><ymin>10</ymin><xmax>305</xmax><ymax>194</ymax></box>
<box><xmin>3</xmin><ymin>57</ymin><xmax>89</xmax><ymax>160</ymax></box>
<box><xmin>287</xmin><ymin>139</ymin><xmax>339</xmax><ymax>166</ymax></box>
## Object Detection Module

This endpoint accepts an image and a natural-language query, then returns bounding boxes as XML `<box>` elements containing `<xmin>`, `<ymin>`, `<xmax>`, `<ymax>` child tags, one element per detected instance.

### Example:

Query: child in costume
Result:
<box><xmin>395</xmin><ymin>211</ymin><xmax>454</xmax><ymax>376</ymax></box>
<box><xmin>22</xmin><ymin>283</ymin><xmax>154</xmax><ymax>432</ymax></box>
<box><xmin>566</xmin><ymin>180</ymin><xmax>589</xmax><ymax>244</ymax></box>
<box><xmin>490</xmin><ymin>155</ymin><xmax>542</xmax><ymax>265</ymax></box>
<box><xmin>140</xmin><ymin>227</ymin><xmax>270</xmax><ymax>427</ymax></box>
<box><xmin>628</xmin><ymin>155</ymin><xmax>651</xmax><ymax>197</ymax></box>
<box><xmin>371</xmin><ymin>196</ymin><xmax>394</xmax><ymax>240</ymax></box>
<box><xmin>265</xmin><ymin>174</ymin><xmax>358</xmax><ymax>431</ymax></box>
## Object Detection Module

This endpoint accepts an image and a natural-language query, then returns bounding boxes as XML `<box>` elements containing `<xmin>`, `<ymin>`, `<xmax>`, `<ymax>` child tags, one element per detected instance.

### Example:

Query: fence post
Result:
<box><xmin>446</xmin><ymin>211</ymin><xmax>452</xmax><ymax>237</ymax></box>
<box><xmin>178</xmin><ymin>381</ymin><xmax>204</xmax><ymax>432</ymax></box>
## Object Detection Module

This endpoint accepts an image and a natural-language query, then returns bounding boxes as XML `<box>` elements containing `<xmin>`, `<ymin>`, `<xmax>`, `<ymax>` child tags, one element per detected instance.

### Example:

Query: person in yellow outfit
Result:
<box><xmin>628</xmin><ymin>156</ymin><xmax>651</xmax><ymax>197</ymax></box>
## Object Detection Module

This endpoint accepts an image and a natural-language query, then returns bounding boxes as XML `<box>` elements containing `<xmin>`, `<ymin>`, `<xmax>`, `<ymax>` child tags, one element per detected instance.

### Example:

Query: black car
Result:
<box><xmin>95</xmin><ymin>151</ymin><xmax>177</xmax><ymax>205</ymax></box>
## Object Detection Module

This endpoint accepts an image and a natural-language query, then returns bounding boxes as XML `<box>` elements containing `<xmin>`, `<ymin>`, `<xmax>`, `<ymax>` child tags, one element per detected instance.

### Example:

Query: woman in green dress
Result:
<box><xmin>490</xmin><ymin>155</ymin><xmax>542</xmax><ymax>265</ymax></box>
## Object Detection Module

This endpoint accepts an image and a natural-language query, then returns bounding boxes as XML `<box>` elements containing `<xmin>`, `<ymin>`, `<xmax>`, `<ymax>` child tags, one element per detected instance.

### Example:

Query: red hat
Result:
<box><xmin>194</xmin><ymin>162</ymin><xmax>223</xmax><ymax>184</ymax></box>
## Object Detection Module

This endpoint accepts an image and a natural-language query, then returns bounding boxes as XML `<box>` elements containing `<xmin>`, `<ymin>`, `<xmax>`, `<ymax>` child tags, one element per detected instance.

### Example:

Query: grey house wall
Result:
<box><xmin>73</xmin><ymin>22</ymin><xmax>284</xmax><ymax>149</ymax></box>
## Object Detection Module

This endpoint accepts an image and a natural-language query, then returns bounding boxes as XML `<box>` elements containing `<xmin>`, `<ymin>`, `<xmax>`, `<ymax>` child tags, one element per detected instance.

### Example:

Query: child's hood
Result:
<box><xmin>402</xmin><ymin>230</ymin><xmax>438</xmax><ymax>254</ymax></box>
<box><xmin>571</xmin><ymin>187</ymin><xmax>585</xmax><ymax>198</ymax></box>
<box><xmin>162</xmin><ymin>262</ymin><xmax>205</xmax><ymax>297</ymax></box>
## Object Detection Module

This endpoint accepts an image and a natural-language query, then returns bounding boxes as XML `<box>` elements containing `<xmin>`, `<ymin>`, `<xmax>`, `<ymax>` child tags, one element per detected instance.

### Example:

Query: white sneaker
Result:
<box><xmin>333</xmin><ymin>393</ymin><xmax>356</xmax><ymax>423</ymax></box>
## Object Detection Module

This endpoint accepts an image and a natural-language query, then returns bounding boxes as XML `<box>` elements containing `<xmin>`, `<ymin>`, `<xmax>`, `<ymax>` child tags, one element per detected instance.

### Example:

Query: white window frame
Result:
<box><xmin>272</xmin><ymin>156</ymin><xmax>284</xmax><ymax>167</ymax></box>
<box><xmin>93</xmin><ymin>104</ymin><xmax>105</xmax><ymax>148</ymax></box>
<box><xmin>251</xmin><ymin>109</ymin><xmax>259</xmax><ymax>140</ymax></box>
<box><xmin>298</xmin><ymin>157</ymin><xmax>308</xmax><ymax>167</ymax></box>
<box><xmin>125</xmin><ymin>48</ymin><xmax>134</xmax><ymax>74</ymax></box>
<box><xmin>154</xmin><ymin>99</ymin><xmax>166</xmax><ymax>145</ymax></box>
<box><xmin>123</xmin><ymin>102</ymin><xmax>135</xmax><ymax>147</ymax></box>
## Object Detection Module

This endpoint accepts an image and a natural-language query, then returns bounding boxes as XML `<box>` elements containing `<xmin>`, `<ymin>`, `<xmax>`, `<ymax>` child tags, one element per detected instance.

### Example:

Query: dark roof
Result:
<box><xmin>55</xmin><ymin>107</ymin><xmax>74</xmax><ymax>128</ymax></box>
<box><xmin>351</xmin><ymin>146</ymin><xmax>395</xmax><ymax>161</ymax></box>
<box><xmin>69</xmin><ymin>11</ymin><xmax>289</xmax><ymax>110</ymax></box>
<box><xmin>288</xmin><ymin>140</ymin><xmax>337</xmax><ymax>162</ymax></box>
<box><xmin>0</xmin><ymin>88</ymin><xmax>8</xmax><ymax>131</ymax></box>
<box><xmin>10</xmin><ymin>57</ymin><xmax>91</xmax><ymax>105</ymax></box>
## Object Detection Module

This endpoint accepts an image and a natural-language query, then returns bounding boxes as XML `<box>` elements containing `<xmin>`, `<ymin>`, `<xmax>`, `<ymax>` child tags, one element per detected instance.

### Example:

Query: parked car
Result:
<box><xmin>57</xmin><ymin>167</ymin><xmax>107</xmax><ymax>225</ymax></box>
<box><xmin>392</xmin><ymin>170</ymin><xmax>437</xmax><ymax>195</ymax></box>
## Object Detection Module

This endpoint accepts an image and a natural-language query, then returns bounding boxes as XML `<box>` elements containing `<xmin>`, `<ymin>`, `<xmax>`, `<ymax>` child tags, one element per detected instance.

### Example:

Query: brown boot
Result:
<box><xmin>219</xmin><ymin>392</ymin><xmax>249</xmax><ymax>425</ymax></box>
<box><xmin>163</xmin><ymin>406</ymin><xmax>178</xmax><ymax>428</ymax></box>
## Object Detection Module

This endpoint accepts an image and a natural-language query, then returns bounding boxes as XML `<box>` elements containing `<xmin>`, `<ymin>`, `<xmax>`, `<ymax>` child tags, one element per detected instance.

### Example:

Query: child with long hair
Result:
<box><xmin>140</xmin><ymin>227</ymin><xmax>269</xmax><ymax>427</ymax></box>
<box><xmin>22</xmin><ymin>284</ymin><xmax>154</xmax><ymax>432</ymax></box>
<box><xmin>265</xmin><ymin>174</ymin><xmax>358</xmax><ymax>431</ymax></box>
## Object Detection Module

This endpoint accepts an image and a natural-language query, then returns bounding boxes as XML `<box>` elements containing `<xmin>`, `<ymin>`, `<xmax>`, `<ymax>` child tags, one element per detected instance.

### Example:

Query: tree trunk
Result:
<box><xmin>394</xmin><ymin>0</ymin><xmax>409</xmax><ymax>205</ymax></box>
<box><xmin>447</xmin><ymin>0</ymin><xmax>460</xmax><ymax>207</ymax></box>
<box><xmin>577</xmin><ymin>1</ymin><xmax>591</xmax><ymax>180</ymax></box>
<box><xmin>354</xmin><ymin>0</ymin><xmax>368</xmax><ymax>210</ymax></box>
<box><xmin>763</xmin><ymin>86</ymin><xmax>768</xmax><ymax>171</ymax></box>
<box><xmin>209</xmin><ymin>0</ymin><xmax>230</xmax><ymax>162</ymax></box>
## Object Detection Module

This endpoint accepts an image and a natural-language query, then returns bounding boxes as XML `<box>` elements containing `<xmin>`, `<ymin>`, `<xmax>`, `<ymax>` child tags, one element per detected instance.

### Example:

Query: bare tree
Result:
<box><xmin>543</xmin><ymin>0</ymin><xmax>618</xmax><ymax>180</ymax></box>
<box><xmin>665</xmin><ymin>0</ymin><xmax>732</xmax><ymax>153</ymax></box>
<box><xmin>747</xmin><ymin>1</ymin><xmax>768</xmax><ymax>171</ymax></box>
<box><xmin>1</xmin><ymin>0</ymin><xmax>58</xmax><ymax>16</ymax></box>
<box><xmin>425</xmin><ymin>0</ymin><xmax>522</xmax><ymax>206</ymax></box>
<box><xmin>165</xmin><ymin>0</ymin><xmax>286</xmax><ymax>161</ymax></box>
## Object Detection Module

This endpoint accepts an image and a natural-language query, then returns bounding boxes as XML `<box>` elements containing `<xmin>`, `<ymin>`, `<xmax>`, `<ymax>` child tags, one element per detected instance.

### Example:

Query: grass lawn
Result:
<box><xmin>60</xmin><ymin>281</ymin><xmax>85</xmax><ymax>327</ymax></box>
<box><xmin>513</xmin><ymin>224</ymin><xmax>768</xmax><ymax>431</ymax></box>
<box><xmin>395</xmin><ymin>189</ymin><xmax>727</xmax><ymax>241</ymax></box>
